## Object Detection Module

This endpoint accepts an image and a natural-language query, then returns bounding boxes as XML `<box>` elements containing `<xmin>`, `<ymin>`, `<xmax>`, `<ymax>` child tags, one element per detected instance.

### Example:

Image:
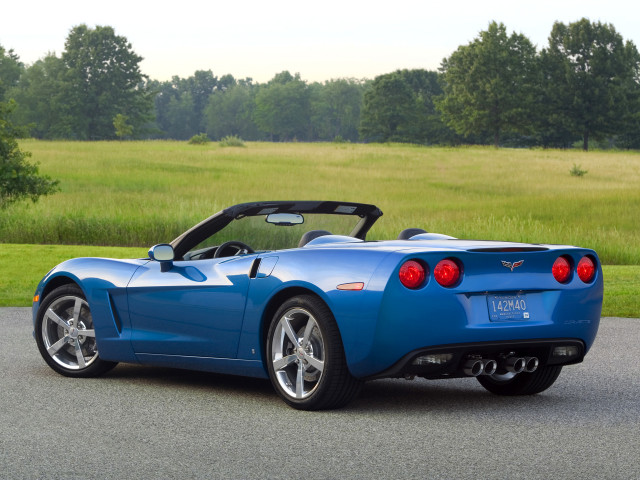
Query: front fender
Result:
<box><xmin>33</xmin><ymin>257</ymin><xmax>147</xmax><ymax>363</ymax></box>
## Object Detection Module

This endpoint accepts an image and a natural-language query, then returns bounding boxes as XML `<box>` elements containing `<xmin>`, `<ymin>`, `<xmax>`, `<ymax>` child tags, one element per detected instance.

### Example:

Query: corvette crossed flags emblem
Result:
<box><xmin>501</xmin><ymin>260</ymin><xmax>524</xmax><ymax>271</ymax></box>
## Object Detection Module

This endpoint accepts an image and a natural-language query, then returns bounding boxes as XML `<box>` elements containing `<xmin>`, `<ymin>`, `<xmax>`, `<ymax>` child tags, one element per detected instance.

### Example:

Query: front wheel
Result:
<box><xmin>266</xmin><ymin>295</ymin><xmax>362</xmax><ymax>410</ymax></box>
<box><xmin>476</xmin><ymin>365</ymin><xmax>563</xmax><ymax>396</ymax></box>
<box><xmin>35</xmin><ymin>284</ymin><xmax>117</xmax><ymax>377</ymax></box>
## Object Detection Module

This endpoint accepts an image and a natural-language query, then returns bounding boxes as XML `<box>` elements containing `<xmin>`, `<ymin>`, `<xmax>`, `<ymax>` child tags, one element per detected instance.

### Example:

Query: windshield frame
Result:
<box><xmin>170</xmin><ymin>201</ymin><xmax>383</xmax><ymax>260</ymax></box>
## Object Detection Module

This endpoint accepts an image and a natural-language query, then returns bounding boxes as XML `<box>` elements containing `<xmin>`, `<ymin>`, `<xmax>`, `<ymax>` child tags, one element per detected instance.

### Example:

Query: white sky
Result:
<box><xmin>2</xmin><ymin>0</ymin><xmax>640</xmax><ymax>83</ymax></box>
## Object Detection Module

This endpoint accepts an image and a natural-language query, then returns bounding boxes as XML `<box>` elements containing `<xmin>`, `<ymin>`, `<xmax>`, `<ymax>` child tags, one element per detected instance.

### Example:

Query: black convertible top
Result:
<box><xmin>171</xmin><ymin>201</ymin><xmax>383</xmax><ymax>259</ymax></box>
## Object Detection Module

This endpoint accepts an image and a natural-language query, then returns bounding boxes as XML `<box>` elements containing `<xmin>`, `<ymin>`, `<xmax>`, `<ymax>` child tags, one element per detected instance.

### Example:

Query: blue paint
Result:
<box><xmin>33</xmin><ymin>222</ymin><xmax>603</xmax><ymax>380</ymax></box>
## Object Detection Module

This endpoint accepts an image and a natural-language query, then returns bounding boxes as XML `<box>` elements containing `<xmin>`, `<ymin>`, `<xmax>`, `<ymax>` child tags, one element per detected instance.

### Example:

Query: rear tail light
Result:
<box><xmin>552</xmin><ymin>256</ymin><xmax>571</xmax><ymax>283</ymax></box>
<box><xmin>577</xmin><ymin>256</ymin><xmax>596</xmax><ymax>283</ymax></box>
<box><xmin>399</xmin><ymin>260</ymin><xmax>427</xmax><ymax>289</ymax></box>
<box><xmin>434</xmin><ymin>259</ymin><xmax>461</xmax><ymax>287</ymax></box>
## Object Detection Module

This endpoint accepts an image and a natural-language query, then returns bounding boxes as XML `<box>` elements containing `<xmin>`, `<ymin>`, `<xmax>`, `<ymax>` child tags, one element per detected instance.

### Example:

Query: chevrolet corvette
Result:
<box><xmin>33</xmin><ymin>201</ymin><xmax>603</xmax><ymax>409</ymax></box>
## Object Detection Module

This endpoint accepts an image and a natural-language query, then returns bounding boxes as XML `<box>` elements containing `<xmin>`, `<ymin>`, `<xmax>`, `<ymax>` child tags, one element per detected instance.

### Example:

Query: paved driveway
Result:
<box><xmin>1</xmin><ymin>308</ymin><xmax>639</xmax><ymax>479</ymax></box>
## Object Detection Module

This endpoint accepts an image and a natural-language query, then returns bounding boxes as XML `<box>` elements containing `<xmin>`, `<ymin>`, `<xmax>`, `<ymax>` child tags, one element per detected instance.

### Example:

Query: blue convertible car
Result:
<box><xmin>33</xmin><ymin>201</ymin><xmax>603</xmax><ymax>410</ymax></box>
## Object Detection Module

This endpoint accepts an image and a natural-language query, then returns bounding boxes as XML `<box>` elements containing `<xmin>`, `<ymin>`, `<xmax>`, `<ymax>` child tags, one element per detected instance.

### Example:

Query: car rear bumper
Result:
<box><xmin>366</xmin><ymin>338</ymin><xmax>585</xmax><ymax>380</ymax></box>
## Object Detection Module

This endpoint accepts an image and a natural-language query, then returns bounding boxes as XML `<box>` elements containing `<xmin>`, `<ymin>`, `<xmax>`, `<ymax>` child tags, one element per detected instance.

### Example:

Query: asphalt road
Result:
<box><xmin>1</xmin><ymin>308</ymin><xmax>639</xmax><ymax>480</ymax></box>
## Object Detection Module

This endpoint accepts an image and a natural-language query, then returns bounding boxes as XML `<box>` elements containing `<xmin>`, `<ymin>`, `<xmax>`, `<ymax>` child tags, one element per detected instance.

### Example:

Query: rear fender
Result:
<box><xmin>236</xmin><ymin>249</ymin><xmax>394</xmax><ymax>376</ymax></box>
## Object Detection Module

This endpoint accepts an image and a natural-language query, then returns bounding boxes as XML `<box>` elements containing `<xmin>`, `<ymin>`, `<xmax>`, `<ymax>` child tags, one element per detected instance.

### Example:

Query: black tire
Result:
<box><xmin>266</xmin><ymin>295</ymin><xmax>362</xmax><ymax>410</ymax></box>
<box><xmin>476</xmin><ymin>365</ymin><xmax>563</xmax><ymax>396</ymax></box>
<box><xmin>35</xmin><ymin>284</ymin><xmax>117</xmax><ymax>377</ymax></box>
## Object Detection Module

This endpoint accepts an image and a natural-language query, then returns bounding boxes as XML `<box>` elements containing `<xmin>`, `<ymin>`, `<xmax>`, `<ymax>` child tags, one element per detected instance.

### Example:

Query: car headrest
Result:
<box><xmin>397</xmin><ymin>228</ymin><xmax>427</xmax><ymax>240</ymax></box>
<box><xmin>298</xmin><ymin>230</ymin><xmax>332</xmax><ymax>247</ymax></box>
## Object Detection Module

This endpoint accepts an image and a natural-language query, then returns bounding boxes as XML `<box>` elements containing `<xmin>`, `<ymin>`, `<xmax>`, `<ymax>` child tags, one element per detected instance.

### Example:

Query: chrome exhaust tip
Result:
<box><xmin>482</xmin><ymin>359</ymin><xmax>498</xmax><ymax>375</ymax></box>
<box><xmin>503</xmin><ymin>357</ymin><xmax>526</xmax><ymax>374</ymax></box>
<box><xmin>524</xmin><ymin>357</ymin><xmax>539</xmax><ymax>373</ymax></box>
<box><xmin>463</xmin><ymin>359</ymin><xmax>484</xmax><ymax>377</ymax></box>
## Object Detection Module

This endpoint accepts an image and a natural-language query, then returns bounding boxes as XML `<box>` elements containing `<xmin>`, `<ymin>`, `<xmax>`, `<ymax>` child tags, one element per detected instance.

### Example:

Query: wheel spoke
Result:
<box><xmin>281</xmin><ymin>316</ymin><xmax>300</xmax><ymax>347</ymax></box>
<box><xmin>72</xmin><ymin>298</ymin><xmax>83</xmax><ymax>323</ymax></box>
<box><xmin>273</xmin><ymin>354</ymin><xmax>297</xmax><ymax>371</ymax></box>
<box><xmin>306</xmin><ymin>356</ymin><xmax>324</xmax><ymax>373</ymax></box>
<box><xmin>296</xmin><ymin>363</ymin><xmax>304</xmax><ymax>398</ymax></box>
<box><xmin>47</xmin><ymin>336</ymin><xmax>69</xmax><ymax>355</ymax></box>
<box><xmin>75</xmin><ymin>341</ymin><xmax>86</xmax><ymax>369</ymax></box>
<box><xmin>79</xmin><ymin>329</ymin><xmax>95</xmax><ymax>338</ymax></box>
<box><xmin>46</xmin><ymin>308</ymin><xmax>69</xmax><ymax>329</ymax></box>
<box><xmin>301</xmin><ymin>317</ymin><xmax>317</xmax><ymax>348</ymax></box>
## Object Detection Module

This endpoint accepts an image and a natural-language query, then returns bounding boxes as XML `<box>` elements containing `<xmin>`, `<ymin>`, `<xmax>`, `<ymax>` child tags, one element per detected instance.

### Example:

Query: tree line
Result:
<box><xmin>2</xmin><ymin>19</ymin><xmax>640</xmax><ymax>150</ymax></box>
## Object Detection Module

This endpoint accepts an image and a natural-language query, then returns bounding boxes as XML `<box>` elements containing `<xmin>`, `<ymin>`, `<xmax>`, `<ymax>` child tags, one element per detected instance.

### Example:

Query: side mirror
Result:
<box><xmin>148</xmin><ymin>244</ymin><xmax>174</xmax><ymax>272</ymax></box>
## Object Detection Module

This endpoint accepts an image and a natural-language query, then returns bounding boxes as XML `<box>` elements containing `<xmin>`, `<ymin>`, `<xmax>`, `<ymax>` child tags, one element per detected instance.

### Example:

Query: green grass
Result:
<box><xmin>601</xmin><ymin>266</ymin><xmax>640</xmax><ymax>318</ymax></box>
<box><xmin>2</xmin><ymin>244</ymin><xmax>636</xmax><ymax>317</ymax></box>
<box><xmin>0</xmin><ymin>244</ymin><xmax>146</xmax><ymax>306</ymax></box>
<box><xmin>2</xmin><ymin>141</ymin><xmax>639</xmax><ymax>265</ymax></box>
<box><xmin>1</xmin><ymin>140</ymin><xmax>639</xmax><ymax>316</ymax></box>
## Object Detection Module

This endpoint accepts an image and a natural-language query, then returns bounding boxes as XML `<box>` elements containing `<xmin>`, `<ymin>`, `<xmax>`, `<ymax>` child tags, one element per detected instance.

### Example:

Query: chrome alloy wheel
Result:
<box><xmin>270</xmin><ymin>307</ymin><xmax>325</xmax><ymax>400</ymax></box>
<box><xmin>41</xmin><ymin>295</ymin><xmax>99</xmax><ymax>371</ymax></box>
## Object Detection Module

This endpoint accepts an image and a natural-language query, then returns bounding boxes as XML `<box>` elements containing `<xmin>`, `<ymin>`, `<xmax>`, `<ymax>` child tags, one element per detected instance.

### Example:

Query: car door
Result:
<box><xmin>126</xmin><ymin>254</ymin><xmax>256</xmax><ymax>358</ymax></box>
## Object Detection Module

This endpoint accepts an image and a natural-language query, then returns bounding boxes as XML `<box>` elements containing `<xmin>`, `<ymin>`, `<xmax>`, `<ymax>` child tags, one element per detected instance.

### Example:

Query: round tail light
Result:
<box><xmin>399</xmin><ymin>260</ymin><xmax>426</xmax><ymax>289</ymax></box>
<box><xmin>577</xmin><ymin>256</ymin><xmax>596</xmax><ymax>283</ymax></box>
<box><xmin>552</xmin><ymin>256</ymin><xmax>571</xmax><ymax>283</ymax></box>
<box><xmin>434</xmin><ymin>259</ymin><xmax>460</xmax><ymax>287</ymax></box>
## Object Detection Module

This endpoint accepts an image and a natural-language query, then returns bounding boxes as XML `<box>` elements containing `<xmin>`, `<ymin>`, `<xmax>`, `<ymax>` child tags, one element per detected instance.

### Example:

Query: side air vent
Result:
<box><xmin>108</xmin><ymin>293</ymin><xmax>123</xmax><ymax>333</ymax></box>
<box><xmin>249</xmin><ymin>258</ymin><xmax>261</xmax><ymax>279</ymax></box>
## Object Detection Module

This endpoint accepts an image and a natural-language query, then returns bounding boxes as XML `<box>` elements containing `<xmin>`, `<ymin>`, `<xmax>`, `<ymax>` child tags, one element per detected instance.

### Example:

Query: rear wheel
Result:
<box><xmin>35</xmin><ymin>284</ymin><xmax>117</xmax><ymax>377</ymax></box>
<box><xmin>476</xmin><ymin>365</ymin><xmax>563</xmax><ymax>396</ymax></box>
<box><xmin>266</xmin><ymin>295</ymin><xmax>361</xmax><ymax>410</ymax></box>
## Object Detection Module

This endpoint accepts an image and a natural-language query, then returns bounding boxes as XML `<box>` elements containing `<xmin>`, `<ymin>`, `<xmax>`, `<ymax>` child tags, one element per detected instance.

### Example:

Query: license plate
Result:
<box><xmin>487</xmin><ymin>294</ymin><xmax>530</xmax><ymax>322</ymax></box>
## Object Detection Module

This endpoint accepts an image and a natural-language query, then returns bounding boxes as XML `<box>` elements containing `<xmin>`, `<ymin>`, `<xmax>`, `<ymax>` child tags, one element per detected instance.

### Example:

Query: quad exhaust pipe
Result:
<box><xmin>463</xmin><ymin>356</ymin><xmax>539</xmax><ymax>377</ymax></box>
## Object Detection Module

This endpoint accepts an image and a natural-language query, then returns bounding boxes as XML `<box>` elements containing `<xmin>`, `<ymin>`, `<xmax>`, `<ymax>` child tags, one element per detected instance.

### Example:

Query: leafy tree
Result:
<box><xmin>205</xmin><ymin>83</ymin><xmax>259</xmax><ymax>140</ymax></box>
<box><xmin>179</xmin><ymin>70</ymin><xmax>218</xmax><ymax>133</ymax></box>
<box><xmin>310</xmin><ymin>78</ymin><xmax>365</xmax><ymax>141</ymax></box>
<box><xmin>360</xmin><ymin>70</ymin><xmax>452</xmax><ymax>143</ymax></box>
<box><xmin>61</xmin><ymin>24</ymin><xmax>152</xmax><ymax>139</ymax></box>
<box><xmin>0</xmin><ymin>100</ymin><xmax>58</xmax><ymax>209</ymax></box>
<box><xmin>147</xmin><ymin>79</ymin><xmax>179</xmax><ymax>138</ymax></box>
<box><xmin>542</xmin><ymin>18</ymin><xmax>640</xmax><ymax>150</ymax></box>
<box><xmin>166</xmin><ymin>91</ymin><xmax>197</xmax><ymax>140</ymax></box>
<box><xmin>113</xmin><ymin>114</ymin><xmax>133</xmax><ymax>139</ymax></box>
<box><xmin>217</xmin><ymin>74</ymin><xmax>237</xmax><ymax>92</ymax></box>
<box><xmin>150</xmin><ymin>71</ymin><xmax>233</xmax><ymax>139</ymax></box>
<box><xmin>616</xmin><ymin>106</ymin><xmax>640</xmax><ymax>149</ymax></box>
<box><xmin>398</xmin><ymin>69</ymin><xmax>457</xmax><ymax>144</ymax></box>
<box><xmin>0</xmin><ymin>45</ymin><xmax>24</xmax><ymax>100</ymax></box>
<box><xmin>254</xmin><ymin>72</ymin><xmax>310</xmax><ymax>141</ymax></box>
<box><xmin>360</xmin><ymin>72</ymin><xmax>416</xmax><ymax>142</ymax></box>
<box><xmin>534</xmin><ymin>49</ymin><xmax>579</xmax><ymax>148</ymax></box>
<box><xmin>437</xmin><ymin>22</ymin><xmax>538</xmax><ymax>147</ymax></box>
<box><xmin>6</xmin><ymin>54</ymin><xmax>71</xmax><ymax>138</ymax></box>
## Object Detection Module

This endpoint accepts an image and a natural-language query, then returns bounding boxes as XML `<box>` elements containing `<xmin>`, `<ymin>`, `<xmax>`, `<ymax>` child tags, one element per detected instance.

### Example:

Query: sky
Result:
<box><xmin>2</xmin><ymin>0</ymin><xmax>640</xmax><ymax>83</ymax></box>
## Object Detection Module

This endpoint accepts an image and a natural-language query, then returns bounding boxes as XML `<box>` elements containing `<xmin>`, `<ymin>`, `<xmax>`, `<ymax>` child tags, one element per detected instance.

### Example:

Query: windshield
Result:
<box><xmin>189</xmin><ymin>213</ymin><xmax>361</xmax><ymax>254</ymax></box>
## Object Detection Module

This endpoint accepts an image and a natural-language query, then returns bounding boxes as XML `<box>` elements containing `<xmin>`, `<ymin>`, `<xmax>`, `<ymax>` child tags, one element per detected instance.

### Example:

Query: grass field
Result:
<box><xmin>1</xmin><ymin>140</ymin><xmax>638</xmax><ymax>316</ymax></box>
